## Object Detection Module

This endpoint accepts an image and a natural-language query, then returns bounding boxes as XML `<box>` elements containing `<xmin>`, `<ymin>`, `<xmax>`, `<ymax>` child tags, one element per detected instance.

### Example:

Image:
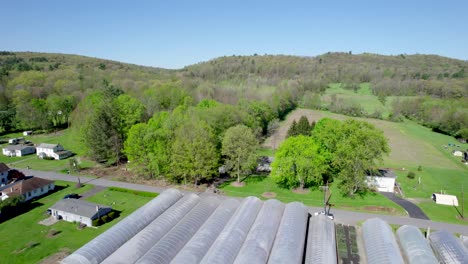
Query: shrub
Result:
<box><xmin>417</xmin><ymin>165</ymin><xmax>422</xmax><ymax>171</ymax></box>
<box><xmin>407</xmin><ymin>171</ymin><xmax>416</xmax><ymax>179</ymax></box>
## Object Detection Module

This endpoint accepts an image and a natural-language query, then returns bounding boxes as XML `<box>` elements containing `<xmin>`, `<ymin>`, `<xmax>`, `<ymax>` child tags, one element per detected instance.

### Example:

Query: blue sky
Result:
<box><xmin>2</xmin><ymin>0</ymin><xmax>467</xmax><ymax>69</ymax></box>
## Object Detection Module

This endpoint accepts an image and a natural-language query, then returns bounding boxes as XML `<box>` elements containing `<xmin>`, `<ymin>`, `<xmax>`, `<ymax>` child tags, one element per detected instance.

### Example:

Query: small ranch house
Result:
<box><xmin>366</xmin><ymin>169</ymin><xmax>396</xmax><ymax>193</ymax></box>
<box><xmin>36</xmin><ymin>143</ymin><xmax>72</xmax><ymax>160</ymax></box>
<box><xmin>2</xmin><ymin>144</ymin><xmax>36</xmax><ymax>157</ymax></box>
<box><xmin>0</xmin><ymin>163</ymin><xmax>9</xmax><ymax>185</ymax></box>
<box><xmin>49</xmin><ymin>199</ymin><xmax>112</xmax><ymax>227</ymax></box>
<box><xmin>0</xmin><ymin>176</ymin><xmax>54</xmax><ymax>201</ymax></box>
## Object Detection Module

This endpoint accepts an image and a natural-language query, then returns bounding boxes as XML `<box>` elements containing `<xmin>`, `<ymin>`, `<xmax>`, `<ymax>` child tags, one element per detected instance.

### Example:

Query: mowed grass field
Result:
<box><xmin>0</xmin><ymin>181</ymin><xmax>155</xmax><ymax>264</ymax></box>
<box><xmin>261</xmin><ymin>108</ymin><xmax>468</xmax><ymax>224</ymax></box>
<box><xmin>0</xmin><ymin>129</ymin><xmax>96</xmax><ymax>172</ymax></box>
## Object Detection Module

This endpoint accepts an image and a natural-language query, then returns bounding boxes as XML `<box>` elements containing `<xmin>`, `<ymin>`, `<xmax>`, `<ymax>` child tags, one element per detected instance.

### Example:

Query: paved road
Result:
<box><xmin>380</xmin><ymin>192</ymin><xmax>430</xmax><ymax>220</ymax></box>
<box><xmin>18</xmin><ymin>168</ymin><xmax>468</xmax><ymax>235</ymax></box>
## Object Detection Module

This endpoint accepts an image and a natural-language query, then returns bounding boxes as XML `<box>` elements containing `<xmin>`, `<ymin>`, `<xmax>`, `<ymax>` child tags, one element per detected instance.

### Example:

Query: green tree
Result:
<box><xmin>124</xmin><ymin>112</ymin><xmax>171</xmax><ymax>178</ymax></box>
<box><xmin>115</xmin><ymin>94</ymin><xmax>146</xmax><ymax>137</ymax></box>
<box><xmin>287</xmin><ymin>120</ymin><xmax>298</xmax><ymax>138</ymax></box>
<box><xmin>296</xmin><ymin>116</ymin><xmax>311</xmax><ymax>136</ymax></box>
<box><xmin>222</xmin><ymin>125</ymin><xmax>258</xmax><ymax>183</ymax></box>
<box><xmin>171</xmin><ymin>120</ymin><xmax>219</xmax><ymax>185</ymax></box>
<box><xmin>271</xmin><ymin>135</ymin><xmax>329</xmax><ymax>189</ymax></box>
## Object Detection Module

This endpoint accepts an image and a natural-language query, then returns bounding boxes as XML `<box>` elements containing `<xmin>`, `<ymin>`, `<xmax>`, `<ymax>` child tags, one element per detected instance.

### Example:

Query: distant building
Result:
<box><xmin>431</xmin><ymin>193</ymin><xmax>459</xmax><ymax>206</ymax></box>
<box><xmin>36</xmin><ymin>143</ymin><xmax>72</xmax><ymax>160</ymax></box>
<box><xmin>23</xmin><ymin>131</ymin><xmax>33</xmax><ymax>136</ymax></box>
<box><xmin>0</xmin><ymin>163</ymin><xmax>9</xmax><ymax>185</ymax></box>
<box><xmin>452</xmin><ymin>150</ymin><xmax>463</xmax><ymax>157</ymax></box>
<box><xmin>2</xmin><ymin>144</ymin><xmax>36</xmax><ymax>157</ymax></box>
<box><xmin>49</xmin><ymin>199</ymin><xmax>112</xmax><ymax>226</ymax></box>
<box><xmin>366</xmin><ymin>169</ymin><xmax>396</xmax><ymax>193</ymax></box>
<box><xmin>0</xmin><ymin>176</ymin><xmax>54</xmax><ymax>201</ymax></box>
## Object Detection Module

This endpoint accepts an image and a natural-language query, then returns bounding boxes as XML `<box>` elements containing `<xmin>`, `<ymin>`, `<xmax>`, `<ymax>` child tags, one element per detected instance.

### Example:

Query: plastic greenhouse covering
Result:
<box><xmin>233</xmin><ymin>199</ymin><xmax>285</xmax><ymax>264</ymax></box>
<box><xmin>61</xmin><ymin>188</ymin><xmax>183</xmax><ymax>264</ymax></box>
<box><xmin>170</xmin><ymin>199</ymin><xmax>240</xmax><ymax>264</ymax></box>
<box><xmin>135</xmin><ymin>197</ymin><xmax>221</xmax><ymax>264</ymax></box>
<box><xmin>362</xmin><ymin>218</ymin><xmax>404</xmax><ymax>264</ymax></box>
<box><xmin>305</xmin><ymin>214</ymin><xmax>337</xmax><ymax>264</ymax></box>
<box><xmin>267</xmin><ymin>202</ymin><xmax>308</xmax><ymax>264</ymax></box>
<box><xmin>396</xmin><ymin>225</ymin><xmax>438</xmax><ymax>264</ymax></box>
<box><xmin>429</xmin><ymin>230</ymin><xmax>468</xmax><ymax>264</ymax></box>
<box><xmin>102</xmin><ymin>193</ymin><xmax>200</xmax><ymax>264</ymax></box>
<box><xmin>200</xmin><ymin>196</ymin><xmax>263</xmax><ymax>264</ymax></box>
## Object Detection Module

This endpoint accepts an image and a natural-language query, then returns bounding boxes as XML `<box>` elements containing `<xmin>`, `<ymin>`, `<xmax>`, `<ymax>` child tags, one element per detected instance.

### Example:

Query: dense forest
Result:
<box><xmin>1</xmin><ymin>51</ymin><xmax>466</xmax><ymax>138</ymax></box>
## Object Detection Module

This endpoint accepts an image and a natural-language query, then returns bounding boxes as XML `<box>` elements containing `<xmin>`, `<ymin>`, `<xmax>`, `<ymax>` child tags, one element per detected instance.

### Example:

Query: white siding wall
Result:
<box><xmin>52</xmin><ymin>210</ymin><xmax>93</xmax><ymax>226</ymax></box>
<box><xmin>23</xmin><ymin>183</ymin><xmax>55</xmax><ymax>201</ymax></box>
<box><xmin>367</xmin><ymin>176</ymin><xmax>395</xmax><ymax>192</ymax></box>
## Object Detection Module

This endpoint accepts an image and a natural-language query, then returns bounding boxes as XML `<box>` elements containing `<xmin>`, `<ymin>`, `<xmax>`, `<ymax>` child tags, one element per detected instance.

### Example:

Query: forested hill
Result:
<box><xmin>0</xmin><ymin>51</ymin><xmax>467</xmax><ymax>137</ymax></box>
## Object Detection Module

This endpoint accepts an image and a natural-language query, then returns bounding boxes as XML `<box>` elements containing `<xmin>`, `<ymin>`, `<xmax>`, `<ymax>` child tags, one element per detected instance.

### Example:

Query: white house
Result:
<box><xmin>49</xmin><ymin>199</ymin><xmax>112</xmax><ymax>226</ymax></box>
<box><xmin>453</xmin><ymin>150</ymin><xmax>463</xmax><ymax>157</ymax></box>
<box><xmin>431</xmin><ymin>193</ymin><xmax>459</xmax><ymax>206</ymax></box>
<box><xmin>2</xmin><ymin>145</ymin><xmax>36</xmax><ymax>157</ymax></box>
<box><xmin>0</xmin><ymin>163</ymin><xmax>9</xmax><ymax>185</ymax></box>
<box><xmin>36</xmin><ymin>143</ymin><xmax>72</xmax><ymax>160</ymax></box>
<box><xmin>0</xmin><ymin>176</ymin><xmax>54</xmax><ymax>201</ymax></box>
<box><xmin>366</xmin><ymin>169</ymin><xmax>396</xmax><ymax>193</ymax></box>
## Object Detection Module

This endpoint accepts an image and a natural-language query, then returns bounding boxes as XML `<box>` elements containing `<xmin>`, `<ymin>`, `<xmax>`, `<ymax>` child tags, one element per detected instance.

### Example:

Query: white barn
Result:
<box><xmin>2</xmin><ymin>145</ymin><xmax>36</xmax><ymax>157</ymax></box>
<box><xmin>366</xmin><ymin>169</ymin><xmax>396</xmax><ymax>193</ymax></box>
<box><xmin>49</xmin><ymin>199</ymin><xmax>112</xmax><ymax>226</ymax></box>
<box><xmin>36</xmin><ymin>143</ymin><xmax>72</xmax><ymax>160</ymax></box>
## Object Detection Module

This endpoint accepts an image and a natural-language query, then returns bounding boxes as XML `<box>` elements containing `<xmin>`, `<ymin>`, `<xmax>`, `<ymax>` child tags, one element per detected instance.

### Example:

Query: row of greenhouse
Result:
<box><xmin>61</xmin><ymin>188</ymin><xmax>467</xmax><ymax>264</ymax></box>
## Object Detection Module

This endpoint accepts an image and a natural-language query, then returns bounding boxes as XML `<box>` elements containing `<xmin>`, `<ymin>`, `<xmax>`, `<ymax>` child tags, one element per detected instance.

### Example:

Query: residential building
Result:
<box><xmin>366</xmin><ymin>169</ymin><xmax>396</xmax><ymax>193</ymax></box>
<box><xmin>36</xmin><ymin>143</ymin><xmax>72</xmax><ymax>160</ymax></box>
<box><xmin>0</xmin><ymin>163</ymin><xmax>9</xmax><ymax>185</ymax></box>
<box><xmin>49</xmin><ymin>199</ymin><xmax>112</xmax><ymax>226</ymax></box>
<box><xmin>0</xmin><ymin>177</ymin><xmax>54</xmax><ymax>201</ymax></box>
<box><xmin>2</xmin><ymin>144</ymin><xmax>36</xmax><ymax>157</ymax></box>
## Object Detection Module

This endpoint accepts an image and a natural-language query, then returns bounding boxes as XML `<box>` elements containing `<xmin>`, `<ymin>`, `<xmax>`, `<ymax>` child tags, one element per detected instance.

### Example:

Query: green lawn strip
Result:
<box><xmin>256</xmin><ymin>147</ymin><xmax>275</xmax><ymax>157</ymax></box>
<box><xmin>0</xmin><ymin>181</ymin><xmax>153</xmax><ymax>264</ymax></box>
<box><xmin>220</xmin><ymin>176</ymin><xmax>406</xmax><ymax>216</ymax></box>
<box><xmin>418</xmin><ymin>202</ymin><xmax>468</xmax><ymax>225</ymax></box>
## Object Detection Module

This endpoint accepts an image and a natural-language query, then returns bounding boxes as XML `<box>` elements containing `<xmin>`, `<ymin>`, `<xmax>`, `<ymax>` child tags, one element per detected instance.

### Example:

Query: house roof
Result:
<box><xmin>37</xmin><ymin>143</ymin><xmax>60</xmax><ymax>149</ymax></box>
<box><xmin>1</xmin><ymin>177</ymin><xmax>53</xmax><ymax>196</ymax></box>
<box><xmin>50</xmin><ymin>199</ymin><xmax>111</xmax><ymax>218</ymax></box>
<box><xmin>3</xmin><ymin>144</ymin><xmax>35</xmax><ymax>151</ymax></box>
<box><xmin>0</xmin><ymin>162</ymin><xmax>9</xmax><ymax>173</ymax></box>
<box><xmin>368</xmin><ymin>169</ymin><xmax>397</xmax><ymax>178</ymax></box>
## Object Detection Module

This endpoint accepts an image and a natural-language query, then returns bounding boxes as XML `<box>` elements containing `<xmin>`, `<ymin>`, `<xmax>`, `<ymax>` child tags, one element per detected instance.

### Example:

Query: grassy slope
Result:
<box><xmin>0</xmin><ymin>182</ymin><xmax>154</xmax><ymax>264</ymax></box>
<box><xmin>260</xmin><ymin>108</ymin><xmax>468</xmax><ymax>224</ymax></box>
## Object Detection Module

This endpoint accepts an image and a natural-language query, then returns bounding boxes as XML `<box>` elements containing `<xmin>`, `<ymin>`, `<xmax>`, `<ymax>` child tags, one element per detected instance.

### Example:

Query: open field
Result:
<box><xmin>263</xmin><ymin>108</ymin><xmax>468</xmax><ymax>224</ymax></box>
<box><xmin>220</xmin><ymin>176</ymin><xmax>406</xmax><ymax>216</ymax></box>
<box><xmin>0</xmin><ymin>181</ymin><xmax>155</xmax><ymax>264</ymax></box>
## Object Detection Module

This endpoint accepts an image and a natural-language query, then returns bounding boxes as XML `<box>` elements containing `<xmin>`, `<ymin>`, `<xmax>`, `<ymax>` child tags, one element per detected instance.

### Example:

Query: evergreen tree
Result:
<box><xmin>287</xmin><ymin>120</ymin><xmax>298</xmax><ymax>138</ymax></box>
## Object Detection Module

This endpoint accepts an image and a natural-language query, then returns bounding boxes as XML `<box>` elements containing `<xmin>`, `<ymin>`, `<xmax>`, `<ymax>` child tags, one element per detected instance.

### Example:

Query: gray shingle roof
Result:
<box><xmin>3</xmin><ymin>144</ymin><xmax>34</xmax><ymax>151</ymax></box>
<box><xmin>50</xmin><ymin>199</ymin><xmax>111</xmax><ymax>219</ymax></box>
<box><xmin>37</xmin><ymin>143</ymin><xmax>59</xmax><ymax>149</ymax></box>
<box><xmin>0</xmin><ymin>162</ymin><xmax>9</xmax><ymax>173</ymax></box>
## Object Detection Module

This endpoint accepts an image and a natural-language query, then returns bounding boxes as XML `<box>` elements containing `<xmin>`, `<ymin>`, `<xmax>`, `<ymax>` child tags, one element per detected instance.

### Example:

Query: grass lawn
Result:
<box><xmin>0</xmin><ymin>129</ymin><xmax>96</xmax><ymax>173</ymax></box>
<box><xmin>0</xmin><ymin>181</ymin><xmax>155</xmax><ymax>264</ymax></box>
<box><xmin>220</xmin><ymin>175</ymin><xmax>406</xmax><ymax>216</ymax></box>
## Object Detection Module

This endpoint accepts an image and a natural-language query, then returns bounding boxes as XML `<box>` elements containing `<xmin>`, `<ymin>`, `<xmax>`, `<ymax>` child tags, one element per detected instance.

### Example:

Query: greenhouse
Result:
<box><xmin>200</xmin><ymin>196</ymin><xmax>263</xmax><ymax>264</ymax></box>
<box><xmin>102</xmin><ymin>193</ymin><xmax>201</xmax><ymax>264</ymax></box>
<box><xmin>429</xmin><ymin>230</ymin><xmax>468</xmax><ymax>264</ymax></box>
<box><xmin>136</xmin><ymin>197</ymin><xmax>221</xmax><ymax>264</ymax></box>
<box><xmin>305</xmin><ymin>214</ymin><xmax>337</xmax><ymax>264</ymax></box>
<box><xmin>267</xmin><ymin>202</ymin><xmax>309</xmax><ymax>264</ymax></box>
<box><xmin>234</xmin><ymin>199</ymin><xmax>285</xmax><ymax>264</ymax></box>
<box><xmin>170</xmin><ymin>199</ymin><xmax>240</xmax><ymax>264</ymax></box>
<box><xmin>396</xmin><ymin>225</ymin><xmax>438</xmax><ymax>264</ymax></box>
<box><xmin>362</xmin><ymin>218</ymin><xmax>404</xmax><ymax>264</ymax></box>
<box><xmin>61</xmin><ymin>188</ymin><xmax>183</xmax><ymax>264</ymax></box>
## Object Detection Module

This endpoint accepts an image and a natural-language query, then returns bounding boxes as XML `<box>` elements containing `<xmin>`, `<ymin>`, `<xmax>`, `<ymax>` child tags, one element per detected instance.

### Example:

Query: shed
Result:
<box><xmin>431</xmin><ymin>193</ymin><xmax>459</xmax><ymax>206</ymax></box>
<box><xmin>49</xmin><ymin>199</ymin><xmax>111</xmax><ymax>226</ymax></box>
<box><xmin>453</xmin><ymin>150</ymin><xmax>463</xmax><ymax>157</ymax></box>
<box><xmin>23</xmin><ymin>131</ymin><xmax>33</xmax><ymax>136</ymax></box>
<box><xmin>366</xmin><ymin>169</ymin><xmax>396</xmax><ymax>193</ymax></box>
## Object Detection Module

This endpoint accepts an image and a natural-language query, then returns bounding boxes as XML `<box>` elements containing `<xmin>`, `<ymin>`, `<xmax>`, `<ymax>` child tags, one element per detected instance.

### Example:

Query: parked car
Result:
<box><xmin>63</xmin><ymin>193</ymin><xmax>79</xmax><ymax>199</ymax></box>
